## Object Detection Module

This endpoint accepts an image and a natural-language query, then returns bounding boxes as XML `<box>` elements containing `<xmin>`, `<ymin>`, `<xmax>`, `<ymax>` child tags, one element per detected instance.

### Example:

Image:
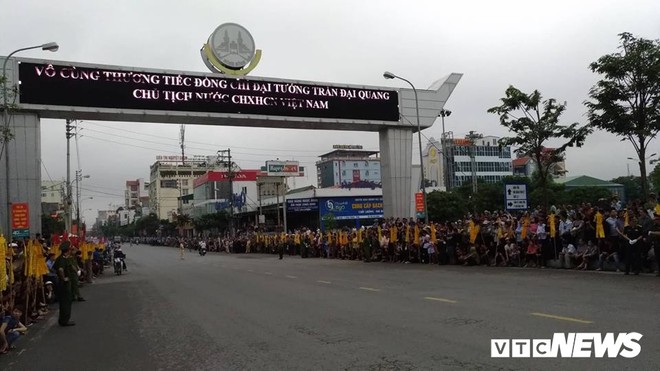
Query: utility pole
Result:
<box><xmin>75</xmin><ymin>169</ymin><xmax>80</xmax><ymax>231</ymax></box>
<box><xmin>65</xmin><ymin>120</ymin><xmax>74</xmax><ymax>233</ymax></box>
<box><xmin>217</xmin><ymin>149</ymin><xmax>234</xmax><ymax>237</ymax></box>
<box><xmin>276</xmin><ymin>182</ymin><xmax>281</xmax><ymax>227</ymax></box>
<box><xmin>282</xmin><ymin>177</ymin><xmax>288</xmax><ymax>233</ymax></box>
<box><xmin>257</xmin><ymin>182</ymin><xmax>263</xmax><ymax>225</ymax></box>
<box><xmin>179</xmin><ymin>124</ymin><xmax>186</xmax><ymax>165</ymax></box>
<box><xmin>465</xmin><ymin>131</ymin><xmax>483</xmax><ymax>195</ymax></box>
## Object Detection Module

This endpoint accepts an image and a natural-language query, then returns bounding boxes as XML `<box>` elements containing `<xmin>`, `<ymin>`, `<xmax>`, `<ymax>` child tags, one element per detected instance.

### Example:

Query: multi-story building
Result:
<box><xmin>191</xmin><ymin>170</ymin><xmax>260</xmax><ymax>218</ymax></box>
<box><xmin>512</xmin><ymin>147</ymin><xmax>567</xmax><ymax>179</ymax></box>
<box><xmin>41</xmin><ymin>180</ymin><xmax>64</xmax><ymax>216</ymax></box>
<box><xmin>95</xmin><ymin>209</ymin><xmax>118</xmax><ymax>226</ymax></box>
<box><xmin>423</xmin><ymin>135</ymin><xmax>513</xmax><ymax>189</ymax></box>
<box><xmin>125</xmin><ymin>178</ymin><xmax>149</xmax><ymax>209</ymax></box>
<box><xmin>316</xmin><ymin>145</ymin><xmax>381</xmax><ymax>188</ymax></box>
<box><xmin>148</xmin><ymin>156</ymin><xmax>211</xmax><ymax>220</ymax></box>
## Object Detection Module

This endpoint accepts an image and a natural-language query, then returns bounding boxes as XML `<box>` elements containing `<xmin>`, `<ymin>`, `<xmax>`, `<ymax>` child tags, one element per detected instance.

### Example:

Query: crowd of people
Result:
<box><xmin>1</xmin><ymin>234</ymin><xmax>112</xmax><ymax>355</ymax></box>
<box><xmin>148</xmin><ymin>196</ymin><xmax>660</xmax><ymax>276</ymax></box>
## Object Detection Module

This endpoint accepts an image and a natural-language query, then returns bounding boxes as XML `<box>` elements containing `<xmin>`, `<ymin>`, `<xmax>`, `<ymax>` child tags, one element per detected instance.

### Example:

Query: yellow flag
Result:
<box><xmin>430</xmin><ymin>224</ymin><xmax>437</xmax><ymax>244</ymax></box>
<box><xmin>595</xmin><ymin>212</ymin><xmax>605</xmax><ymax>239</ymax></box>
<box><xmin>0</xmin><ymin>235</ymin><xmax>7</xmax><ymax>291</ymax></box>
<box><xmin>390</xmin><ymin>227</ymin><xmax>397</xmax><ymax>243</ymax></box>
<box><xmin>414</xmin><ymin>225</ymin><xmax>420</xmax><ymax>245</ymax></box>
<box><xmin>549</xmin><ymin>214</ymin><xmax>556</xmax><ymax>238</ymax></box>
<box><xmin>469</xmin><ymin>220</ymin><xmax>480</xmax><ymax>244</ymax></box>
<box><xmin>521</xmin><ymin>217</ymin><xmax>530</xmax><ymax>240</ymax></box>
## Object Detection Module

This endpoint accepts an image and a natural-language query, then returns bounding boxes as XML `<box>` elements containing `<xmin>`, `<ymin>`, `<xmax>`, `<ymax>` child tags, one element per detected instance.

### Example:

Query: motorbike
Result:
<box><xmin>114</xmin><ymin>257</ymin><xmax>123</xmax><ymax>275</ymax></box>
<box><xmin>199</xmin><ymin>246</ymin><xmax>207</xmax><ymax>256</ymax></box>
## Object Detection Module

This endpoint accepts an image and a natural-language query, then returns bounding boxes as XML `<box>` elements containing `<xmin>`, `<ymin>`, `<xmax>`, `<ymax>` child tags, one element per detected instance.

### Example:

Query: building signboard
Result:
<box><xmin>18</xmin><ymin>61</ymin><xmax>399</xmax><ymax>122</ymax></box>
<box><xmin>319</xmin><ymin>197</ymin><xmax>383</xmax><ymax>220</ymax></box>
<box><xmin>266</xmin><ymin>160</ymin><xmax>300</xmax><ymax>177</ymax></box>
<box><xmin>286</xmin><ymin>198</ymin><xmax>319</xmax><ymax>212</ymax></box>
<box><xmin>504</xmin><ymin>183</ymin><xmax>528</xmax><ymax>210</ymax></box>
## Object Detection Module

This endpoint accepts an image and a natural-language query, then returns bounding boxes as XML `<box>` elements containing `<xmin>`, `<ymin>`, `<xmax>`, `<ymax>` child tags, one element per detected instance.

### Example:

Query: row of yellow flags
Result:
<box><xmin>255</xmin><ymin>225</ymin><xmax>439</xmax><ymax>246</ymax></box>
<box><xmin>0</xmin><ymin>237</ymin><xmax>106</xmax><ymax>291</ymax></box>
<box><xmin>252</xmin><ymin>210</ymin><xmax>627</xmax><ymax>249</ymax></box>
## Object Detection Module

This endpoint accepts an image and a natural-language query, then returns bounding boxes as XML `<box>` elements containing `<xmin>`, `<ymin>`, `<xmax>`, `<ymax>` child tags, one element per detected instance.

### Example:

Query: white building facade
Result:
<box><xmin>423</xmin><ymin>135</ymin><xmax>513</xmax><ymax>190</ymax></box>
<box><xmin>148</xmin><ymin>156</ymin><xmax>211</xmax><ymax>220</ymax></box>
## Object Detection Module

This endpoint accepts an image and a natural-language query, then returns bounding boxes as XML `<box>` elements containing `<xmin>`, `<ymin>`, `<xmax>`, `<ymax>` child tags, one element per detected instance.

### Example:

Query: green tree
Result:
<box><xmin>586</xmin><ymin>32</ymin><xmax>660</xmax><ymax>200</ymax></box>
<box><xmin>650</xmin><ymin>163</ymin><xmax>660</xmax><ymax>194</ymax></box>
<box><xmin>41</xmin><ymin>213</ymin><xmax>65</xmax><ymax>239</ymax></box>
<box><xmin>426</xmin><ymin>191</ymin><xmax>468</xmax><ymax>222</ymax></box>
<box><xmin>322</xmin><ymin>213</ymin><xmax>337</xmax><ymax>231</ymax></box>
<box><xmin>135</xmin><ymin>213</ymin><xmax>160</xmax><ymax>236</ymax></box>
<box><xmin>488</xmin><ymin>86</ymin><xmax>591</xmax><ymax>204</ymax></box>
<box><xmin>193</xmin><ymin>211</ymin><xmax>230</xmax><ymax>232</ymax></box>
<box><xmin>560</xmin><ymin>187</ymin><xmax>614</xmax><ymax>206</ymax></box>
<box><xmin>610</xmin><ymin>176</ymin><xmax>645</xmax><ymax>204</ymax></box>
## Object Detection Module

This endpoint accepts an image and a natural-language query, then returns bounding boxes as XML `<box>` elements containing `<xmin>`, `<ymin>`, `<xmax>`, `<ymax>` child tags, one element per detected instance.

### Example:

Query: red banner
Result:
<box><xmin>11</xmin><ymin>203</ymin><xmax>29</xmax><ymax>230</ymax></box>
<box><xmin>415</xmin><ymin>193</ymin><xmax>425</xmax><ymax>212</ymax></box>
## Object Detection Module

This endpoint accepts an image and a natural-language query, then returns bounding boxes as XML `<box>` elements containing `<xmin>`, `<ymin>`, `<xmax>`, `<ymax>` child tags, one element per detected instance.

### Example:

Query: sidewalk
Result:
<box><xmin>0</xmin><ymin>273</ymin><xmax>152</xmax><ymax>371</ymax></box>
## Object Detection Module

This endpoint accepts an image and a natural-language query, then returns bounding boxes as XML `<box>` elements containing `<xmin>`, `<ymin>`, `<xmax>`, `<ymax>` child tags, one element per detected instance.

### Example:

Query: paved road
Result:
<box><xmin>2</xmin><ymin>244</ymin><xmax>659</xmax><ymax>370</ymax></box>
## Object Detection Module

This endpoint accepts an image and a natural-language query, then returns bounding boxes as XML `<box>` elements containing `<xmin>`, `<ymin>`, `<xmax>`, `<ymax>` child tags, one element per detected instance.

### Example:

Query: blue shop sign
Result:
<box><xmin>286</xmin><ymin>198</ymin><xmax>319</xmax><ymax>212</ymax></box>
<box><xmin>319</xmin><ymin>197</ymin><xmax>383</xmax><ymax>220</ymax></box>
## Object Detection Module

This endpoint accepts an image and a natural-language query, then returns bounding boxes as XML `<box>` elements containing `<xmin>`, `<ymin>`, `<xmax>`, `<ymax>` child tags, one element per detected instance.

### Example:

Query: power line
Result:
<box><xmin>83</xmin><ymin>121</ymin><xmax>362</xmax><ymax>154</ymax></box>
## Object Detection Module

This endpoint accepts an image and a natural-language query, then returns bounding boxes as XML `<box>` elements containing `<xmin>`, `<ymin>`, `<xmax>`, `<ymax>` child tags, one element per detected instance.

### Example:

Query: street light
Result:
<box><xmin>383</xmin><ymin>71</ymin><xmax>429</xmax><ymax>225</ymax></box>
<box><xmin>439</xmin><ymin>109</ymin><xmax>452</xmax><ymax>190</ymax></box>
<box><xmin>2</xmin><ymin>42</ymin><xmax>59</xmax><ymax>238</ymax></box>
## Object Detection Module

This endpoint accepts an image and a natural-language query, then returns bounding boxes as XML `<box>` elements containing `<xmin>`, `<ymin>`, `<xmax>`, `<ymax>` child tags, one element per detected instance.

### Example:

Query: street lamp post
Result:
<box><xmin>75</xmin><ymin>170</ymin><xmax>91</xmax><ymax>229</ymax></box>
<box><xmin>439</xmin><ymin>109</ymin><xmax>452</xmax><ymax>190</ymax></box>
<box><xmin>2</xmin><ymin>42</ymin><xmax>59</xmax><ymax>237</ymax></box>
<box><xmin>383</xmin><ymin>71</ymin><xmax>429</xmax><ymax>225</ymax></box>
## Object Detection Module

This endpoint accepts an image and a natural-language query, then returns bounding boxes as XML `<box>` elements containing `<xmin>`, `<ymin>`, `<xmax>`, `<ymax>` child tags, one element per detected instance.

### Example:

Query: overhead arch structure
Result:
<box><xmin>0</xmin><ymin>56</ymin><xmax>461</xmax><ymax>235</ymax></box>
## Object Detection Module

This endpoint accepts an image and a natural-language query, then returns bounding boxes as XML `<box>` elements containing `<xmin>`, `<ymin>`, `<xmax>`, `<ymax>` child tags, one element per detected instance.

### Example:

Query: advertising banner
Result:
<box><xmin>266</xmin><ymin>160</ymin><xmax>300</xmax><ymax>177</ymax></box>
<box><xmin>286</xmin><ymin>198</ymin><xmax>319</xmax><ymax>212</ymax></box>
<box><xmin>319</xmin><ymin>197</ymin><xmax>383</xmax><ymax>220</ymax></box>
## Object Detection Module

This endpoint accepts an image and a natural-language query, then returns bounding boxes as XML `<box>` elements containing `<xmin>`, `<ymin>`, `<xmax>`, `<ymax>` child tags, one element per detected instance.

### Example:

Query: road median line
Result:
<box><xmin>285</xmin><ymin>275</ymin><xmax>297</xmax><ymax>279</ymax></box>
<box><xmin>317</xmin><ymin>280</ymin><xmax>332</xmax><ymax>284</ymax></box>
<box><xmin>530</xmin><ymin>312</ymin><xmax>593</xmax><ymax>324</ymax></box>
<box><xmin>424</xmin><ymin>296</ymin><xmax>457</xmax><ymax>304</ymax></box>
<box><xmin>359</xmin><ymin>286</ymin><xmax>381</xmax><ymax>292</ymax></box>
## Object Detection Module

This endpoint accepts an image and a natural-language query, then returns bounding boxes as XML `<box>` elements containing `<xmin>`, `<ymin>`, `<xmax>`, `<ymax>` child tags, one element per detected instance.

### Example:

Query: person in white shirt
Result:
<box><xmin>559</xmin><ymin>241</ymin><xmax>577</xmax><ymax>268</ymax></box>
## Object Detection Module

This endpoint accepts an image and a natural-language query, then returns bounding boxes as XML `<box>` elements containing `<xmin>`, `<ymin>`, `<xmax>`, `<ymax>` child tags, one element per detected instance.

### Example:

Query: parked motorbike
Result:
<box><xmin>114</xmin><ymin>257</ymin><xmax>123</xmax><ymax>275</ymax></box>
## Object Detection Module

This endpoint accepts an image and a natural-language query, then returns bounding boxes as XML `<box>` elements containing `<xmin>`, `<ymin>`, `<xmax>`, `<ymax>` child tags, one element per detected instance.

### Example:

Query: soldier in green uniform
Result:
<box><xmin>53</xmin><ymin>242</ymin><xmax>76</xmax><ymax>326</ymax></box>
<box><xmin>69</xmin><ymin>249</ymin><xmax>85</xmax><ymax>302</ymax></box>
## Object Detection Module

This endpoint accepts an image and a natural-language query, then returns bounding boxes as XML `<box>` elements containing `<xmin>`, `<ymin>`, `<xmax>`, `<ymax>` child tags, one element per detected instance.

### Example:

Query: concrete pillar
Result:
<box><xmin>0</xmin><ymin>112</ymin><xmax>42</xmax><ymax>238</ymax></box>
<box><xmin>379</xmin><ymin>127</ymin><xmax>413</xmax><ymax>219</ymax></box>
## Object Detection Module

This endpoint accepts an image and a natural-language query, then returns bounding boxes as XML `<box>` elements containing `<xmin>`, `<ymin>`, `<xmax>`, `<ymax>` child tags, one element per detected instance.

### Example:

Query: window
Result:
<box><xmin>342</xmin><ymin>170</ymin><xmax>346</xmax><ymax>176</ymax></box>
<box><xmin>182</xmin><ymin>188</ymin><xmax>189</xmax><ymax>195</ymax></box>
<box><xmin>41</xmin><ymin>193</ymin><xmax>46</xmax><ymax>197</ymax></box>
<box><xmin>365</xmin><ymin>170</ymin><xmax>370</xmax><ymax>176</ymax></box>
<box><xmin>182</xmin><ymin>179</ymin><xmax>189</xmax><ymax>186</ymax></box>
<box><xmin>354</xmin><ymin>162</ymin><xmax>359</xmax><ymax>168</ymax></box>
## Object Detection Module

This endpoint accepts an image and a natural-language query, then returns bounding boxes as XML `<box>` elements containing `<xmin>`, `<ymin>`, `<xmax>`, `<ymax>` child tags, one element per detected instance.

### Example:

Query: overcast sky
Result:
<box><xmin>2</xmin><ymin>0</ymin><xmax>659</xmax><ymax>223</ymax></box>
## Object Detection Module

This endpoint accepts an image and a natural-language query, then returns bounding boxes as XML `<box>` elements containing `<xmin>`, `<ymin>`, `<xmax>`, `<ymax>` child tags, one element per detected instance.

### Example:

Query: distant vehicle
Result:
<box><xmin>113</xmin><ymin>236</ymin><xmax>121</xmax><ymax>243</ymax></box>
